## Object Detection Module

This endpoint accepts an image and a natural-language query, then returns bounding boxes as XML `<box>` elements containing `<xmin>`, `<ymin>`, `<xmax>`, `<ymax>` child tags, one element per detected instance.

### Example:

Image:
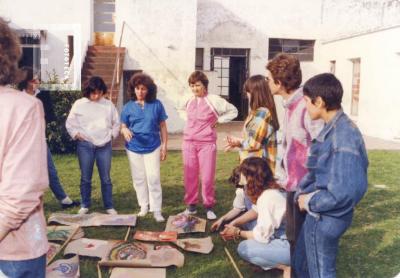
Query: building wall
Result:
<box><xmin>0</xmin><ymin>0</ymin><xmax>92</xmax><ymax>89</ymax></box>
<box><xmin>314</xmin><ymin>27</ymin><xmax>400</xmax><ymax>140</ymax></box>
<box><xmin>115</xmin><ymin>0</ymin><xmax>196</xmax><ymax>132</ymax></box>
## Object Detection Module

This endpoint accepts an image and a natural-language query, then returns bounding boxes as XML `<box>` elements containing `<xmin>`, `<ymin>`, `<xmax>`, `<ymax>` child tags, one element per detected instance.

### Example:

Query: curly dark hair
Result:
<box><xmin>128</xmin><ymin>73</ymin><xmax>157</xmax><ymax>102</ymax></box>
<box><xmin>239</xmin><ymin>157</ymin><xmax>281</xmax><ymax>204</ymax></box>
<box><xmin>266</xmin><ymin>53</ymin><xmax>302</xmax><ymax>92</ymax></box>
<box><xmin>0</xmin><ymin>17</ymin><xmax>24</xmax><ymax>85</ymax></box>
<box><xmin>228</xmin><ymin>166</ymin><xmax>242</xmax><ymax>189</ymax></box>
<box><xmin>188</xmin><ymin>70</ymin><xmax>209</xmax><ymax>90</ymax></box>
<box><xmin>83</xmin><ymin>76</ymin><xmax>108</xmax><ymax>98</ymax></box>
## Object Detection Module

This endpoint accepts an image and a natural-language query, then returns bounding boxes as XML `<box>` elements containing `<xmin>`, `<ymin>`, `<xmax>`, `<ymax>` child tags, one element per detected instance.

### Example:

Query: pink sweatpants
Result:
<box><xmin>182</xmin><ymin>141</ymin><xmax>217</xmax><ymax>208</ymax></box>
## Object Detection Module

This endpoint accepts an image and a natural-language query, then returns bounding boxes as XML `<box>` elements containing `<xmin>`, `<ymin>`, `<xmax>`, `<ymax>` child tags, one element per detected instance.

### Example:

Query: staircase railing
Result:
<box><xmin>110</xmin><ymin>20</ymin><xmax>126</xmax><ymax>103</ymax></box>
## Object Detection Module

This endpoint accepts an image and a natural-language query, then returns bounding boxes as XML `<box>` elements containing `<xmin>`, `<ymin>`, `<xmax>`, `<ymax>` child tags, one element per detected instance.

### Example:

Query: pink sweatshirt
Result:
<box><xmin>0</xmin><ymin>86</ymin><xmax>49</xmax><ymax>260</ymax></box>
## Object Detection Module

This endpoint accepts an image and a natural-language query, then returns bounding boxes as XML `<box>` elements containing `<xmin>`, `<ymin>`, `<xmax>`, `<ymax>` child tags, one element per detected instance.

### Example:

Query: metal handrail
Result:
<box><xmin>110</xmin><ymin>20</ymin><xmax>125</xmax><ymax>102</ymax></box>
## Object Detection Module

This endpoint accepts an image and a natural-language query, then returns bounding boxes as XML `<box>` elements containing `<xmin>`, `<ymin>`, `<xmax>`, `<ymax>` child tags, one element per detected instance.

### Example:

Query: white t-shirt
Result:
<box><xmin>232</xmin><ymin>188</ymin><xmax>246</xmax><ymax>210</ymax></box>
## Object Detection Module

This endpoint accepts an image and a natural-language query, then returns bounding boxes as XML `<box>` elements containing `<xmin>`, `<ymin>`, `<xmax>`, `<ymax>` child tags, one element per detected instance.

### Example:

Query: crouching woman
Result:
<box><xmin>221</xmin><ymin>157</ymin><xmax>290</xmax><ymax>277</ymax></box>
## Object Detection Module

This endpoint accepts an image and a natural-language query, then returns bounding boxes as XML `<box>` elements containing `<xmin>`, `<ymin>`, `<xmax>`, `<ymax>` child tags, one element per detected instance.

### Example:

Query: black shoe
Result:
<box><xmin>61</xmin><ymin>200</ymin><xmax>80</xmax><ymax>209</ymax></box>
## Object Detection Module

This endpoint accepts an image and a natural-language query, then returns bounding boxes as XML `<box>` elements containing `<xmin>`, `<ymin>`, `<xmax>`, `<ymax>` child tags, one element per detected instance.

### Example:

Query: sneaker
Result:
<box><xmin>78</xmin><ymin>207</ymin><xmax>89</xmax><ymax>215</ymax></box>
<box><xmin>137</xmin><ymin>207</ymin><xmax>148</xmax><ymax>217</ymax></box>
<box><xmin>153</xmin><ymin>211</ymin><xmax>165</xmax><ymax>222</ymax></box>
<box><xmin>181</xmin><ymin>208</ymin><xmax>197</xmax><ymax>215</ymax></box>
<box><xmin>61</xmin><ymin>200</ymin><xmax>80</xmax><ymax>209</ymax></box>
<box><xmin>106</xmin><ymin>208</ymin><xmax>118</xmax><ymax>215</ymax></box>
<box><xmin>206</xmin><ymin>210</ymin><xmax>217</xmax><ymax>220</ymax></box>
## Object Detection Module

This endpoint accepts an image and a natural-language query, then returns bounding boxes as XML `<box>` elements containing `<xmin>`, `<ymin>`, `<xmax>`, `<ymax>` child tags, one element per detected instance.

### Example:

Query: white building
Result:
<box><xmin>1</xmin><ymin>0</ymin><xmax>399</xmax><ymax>140</ymax></box>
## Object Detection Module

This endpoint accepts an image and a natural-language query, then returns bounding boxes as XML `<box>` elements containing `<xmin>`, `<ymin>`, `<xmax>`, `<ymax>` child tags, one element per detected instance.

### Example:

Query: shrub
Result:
<box><xmin>47</xmin><ymin>90</ymin><xmax>82</xmax><ymax>153</ymax></box>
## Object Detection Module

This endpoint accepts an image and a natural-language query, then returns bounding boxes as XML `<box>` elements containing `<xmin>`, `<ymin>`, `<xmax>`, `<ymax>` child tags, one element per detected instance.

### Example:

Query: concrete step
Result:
<box><xmin>88</xmin><ymin>45</ymin><xmax>125</xmax><ymax>52</ymax></box>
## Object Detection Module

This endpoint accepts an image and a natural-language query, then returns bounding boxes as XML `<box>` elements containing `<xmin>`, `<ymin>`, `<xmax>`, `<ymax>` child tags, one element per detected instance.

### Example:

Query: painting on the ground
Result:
<box><xmin>47</xmin><ymin>242</ymin><xmax>61</xmax><ymax>262</ymax></box>
<box><xmin>165</xmin><ymin>215</ymin><xmax>206</xmax><ymax>234</ymax></box>
<box><xmin>64</xmin><ymin>238</ymin><xmax>114</xmax><ymax>259</ymax></box>
<box><xmin>110</xmin><ymin>267</ymin><xmax>166</xmax><ymax>278</ymax></box>
<box><xmin>46</xmin><ymin>255</ymin><xmax>80</xmax><ymax>278</ymax></box>
<box><xmin>48</xmin><ymin>213</ymin><xmax>137</xmax><ymax>227</ymax></box>
<box><xmin>175</xmin><ymin>236</ymin><xmax>214</xmax><ymax>254</ymax></box>
<box><xmin>134</xmin><ymin>231</ymin><xmax>178</xmax><ymax>242</ymax></box>
<box><xmin>47</xmin><ymin>225</ymin><xmax>84</xmax><ymax>242</ymax></box>
<box><xmin>100</xmin><ymin>241</ymin><xmax>184</xmax><ymax>268</ymax></box>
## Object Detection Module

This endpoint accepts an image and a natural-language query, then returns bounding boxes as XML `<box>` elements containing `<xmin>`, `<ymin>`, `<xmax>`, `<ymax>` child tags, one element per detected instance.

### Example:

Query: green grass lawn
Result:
<box><xmin>46</xmin><ymin>150</ymin><xmax>400</xmax><ymax>278</ymax></box>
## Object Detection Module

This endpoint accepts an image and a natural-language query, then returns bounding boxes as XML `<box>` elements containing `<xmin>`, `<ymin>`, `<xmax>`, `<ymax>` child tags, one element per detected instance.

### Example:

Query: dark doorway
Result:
<box><xmin>229</xmin><ymin>57</ymin><xmax>247</xmax><ymax>120</ymax></box>
<box><xmin>211</xmin><ymin>48</ymin><xmax>250</xmax><ymax>120</ymax></box>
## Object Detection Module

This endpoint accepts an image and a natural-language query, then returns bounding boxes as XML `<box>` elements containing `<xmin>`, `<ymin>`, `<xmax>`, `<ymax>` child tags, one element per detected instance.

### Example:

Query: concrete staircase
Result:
<box><xmin>81</xmin><ymin>45</ymin><xmax>126</xmax><ymax>149</ymax></box>
<box><xmin>82</xmin><ymin>45</ymin><xmax>125</xmax><ymax>104</ymax></box>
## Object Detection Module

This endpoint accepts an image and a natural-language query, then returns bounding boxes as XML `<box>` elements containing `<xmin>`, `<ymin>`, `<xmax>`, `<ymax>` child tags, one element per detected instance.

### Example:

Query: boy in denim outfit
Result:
<box><xmin>295</xmin><ymin>73</ymin><xmax>368</xmax><ymax>278</ymax></box>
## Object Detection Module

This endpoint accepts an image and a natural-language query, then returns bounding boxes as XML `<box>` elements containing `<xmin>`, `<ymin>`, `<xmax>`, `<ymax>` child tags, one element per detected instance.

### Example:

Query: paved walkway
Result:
<box><xmin>168</xmin><ymin>121</ymin><xmax>400</xmax><ymax>151</ymax></box>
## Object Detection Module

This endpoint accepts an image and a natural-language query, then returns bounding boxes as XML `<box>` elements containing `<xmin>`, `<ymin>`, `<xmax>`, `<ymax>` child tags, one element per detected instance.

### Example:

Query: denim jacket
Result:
<box><xmin>296</xmin><ymin>110</ymin><xmax>368</xmax><ymax>218</ymax></box>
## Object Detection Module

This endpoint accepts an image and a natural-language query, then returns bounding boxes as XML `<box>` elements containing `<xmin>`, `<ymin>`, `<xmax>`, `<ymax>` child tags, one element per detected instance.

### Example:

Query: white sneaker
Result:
<box><xmin>78</xmin><ymin>207</ymin><xmax>89</xmax><ymax>215</ymax></box>
<box><xmin>153</xmin><ymin>211</ymin><xmax>165</xmax><ymax>222</ymax></box>
<box><xmin>106</xmin><ymin>208</ymin><xmax>118</xmax><ymax>215</ymax></box>
<box><xmin>206</xmin><ymin>210</ymin><xmax>217</xmax><ymax>220</ymax></box>
<box><xmin>137</xmin><ymin>208</ymin><xmax>148</xmax><ymax>217</ymax></box>
<box><xmin>181</xmin><ymin>208</ymin><xmax>197</xmax><ymax>215</ymax></box>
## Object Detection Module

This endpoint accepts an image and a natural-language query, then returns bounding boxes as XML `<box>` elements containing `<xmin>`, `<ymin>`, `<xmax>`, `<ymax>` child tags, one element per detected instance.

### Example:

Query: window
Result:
<box><xmin>268</xmin><ymin>38</ymin><xmax>315</xmax><ymax>61</ymax></box>
<box><xmin>18</xmin><ymin>30</ymin><xmax>41</xmax><ymax>74</ymax></box>
<box><xmin>350</xmin><ymin>58</ymin><xmax>361</xmax><ymax>116</ymax></box>
<box><xmin>195</xmin><ymin>48</ymin><xmax>204</xmax><ymax>70</ymax></box>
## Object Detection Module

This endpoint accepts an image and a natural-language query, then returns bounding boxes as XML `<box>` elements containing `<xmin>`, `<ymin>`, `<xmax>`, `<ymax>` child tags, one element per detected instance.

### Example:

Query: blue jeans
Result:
<box><xmin>77</xmin><ymin>141</ymin><xmax>114</xmax><ymax>209</ymax></box>
<box><xmin>47</xmin><ymin>146</ymin><xmax>67</xmax><ymax>201</ymax></box>
<box><xmin>237</xmin><ymin>238</ymin><xmax>290</xmax><ymax>269</ymax></box>
<box><xmin>0</xmin><ymin>254</ymin><xmax>46</xmax><ymax>278</ymax></box>
<box><xmin>294</xmin><ymin>213</ymin><xmax>353</xmax><ymax>278</ymax></box>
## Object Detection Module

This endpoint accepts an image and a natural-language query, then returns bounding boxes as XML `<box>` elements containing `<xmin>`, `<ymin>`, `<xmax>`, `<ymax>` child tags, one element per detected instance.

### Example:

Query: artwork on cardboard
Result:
<box><xmin>47</xmin><ymin>242</ymin><xmax>62</xmax><ymax>262</ymax></box>
<box><xmin>175</xmin><ymin>236</ymin><xmax>214</xmax><ymax>254</ymax></box>
<box><xmin>100</xmin><ymin>241</ymin><xmax>184</xmax><ymax>268</ymax></box>
<box><xmin>47</xmin><ymin>225</ymin><xmax>84</xmax><ymax>242</ymax></box>
<box><xmin>165</xmin><ymin>215</ymin><xmax>206</xmax><ymax>234</ymax></box>
<box><xmin>46</xmin><ymin>255</ymin><xmax>80</xmax><ymax>278</ymax></box>
<box><xmin>48</xmin><ymin>213</ymin><xmax>137</xmax><ymax>227</ymax></box>
<box><xmin>64</xmin><ymin>238</ymin><xmax>115</xmax><ymax>259</ymax></box>
<box><xmin>110</xmin><ymin>267</ymin><xmax>166</xmax><ymax>278</ymax></box>
<box><xmin>134</xmin><ymin>231</ymin><xmax>178</xmax><ymax>242</ymax></box>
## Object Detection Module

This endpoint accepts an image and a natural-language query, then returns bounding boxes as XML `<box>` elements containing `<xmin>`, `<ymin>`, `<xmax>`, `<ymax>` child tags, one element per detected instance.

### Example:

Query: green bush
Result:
<box><xmin>47</xmin><ymin>90</ymin><xmax>82</xmax><ymax>153</ymax></box>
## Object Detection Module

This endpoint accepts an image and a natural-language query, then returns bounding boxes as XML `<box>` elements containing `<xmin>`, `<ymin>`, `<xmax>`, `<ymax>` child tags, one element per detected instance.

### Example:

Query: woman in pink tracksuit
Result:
<box><xmin>178</xmin><ymin>71</ymin><xmax>238</xmax><ymax>220</ymax></box>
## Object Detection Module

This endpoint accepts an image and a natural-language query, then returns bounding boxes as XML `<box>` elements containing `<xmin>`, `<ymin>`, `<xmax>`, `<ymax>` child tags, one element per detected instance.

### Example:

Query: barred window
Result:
<box><xmin>268</xmin><ymin>38</ymin><xmax>315</xmax><ymax>61</ymax></box>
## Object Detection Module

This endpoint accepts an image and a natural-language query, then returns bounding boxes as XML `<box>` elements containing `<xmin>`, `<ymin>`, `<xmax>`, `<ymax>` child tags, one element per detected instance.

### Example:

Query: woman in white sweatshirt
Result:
<box><xmin>66</xmin><ymin>76</ymin><xmax>120</xmax><ymax>215</ymax></box>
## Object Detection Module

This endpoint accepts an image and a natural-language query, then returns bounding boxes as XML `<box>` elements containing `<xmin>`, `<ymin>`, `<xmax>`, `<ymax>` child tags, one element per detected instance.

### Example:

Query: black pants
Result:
<box><xmin>286</xmin><ymin>191</ymin><xmax>306</xmax><ymax>277</ymax></box>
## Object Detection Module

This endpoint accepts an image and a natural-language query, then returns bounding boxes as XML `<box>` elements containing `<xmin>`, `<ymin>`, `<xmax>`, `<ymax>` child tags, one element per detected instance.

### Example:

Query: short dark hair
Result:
<box><xmin>18</xmin><ymin>66</ymin><xmax>38</xmax><ymax>91</ymax></box>
<box><xmin>0</xmin><ymin>17</ymin><xmax>24</xmax><ymax>85</ymax></box>
<box><xmin>83</xmin><ymin>76</ymin><xmax>108</xmax><ymax>98</ymax></box>
<box><xmin>228</xmin><ymin>166</ymin><xmax>242</xmax><ymax>189</ymax></box>
<box><xmin>266</xmin><ymin>53</ymin><xmax>302</xmax><ymax>92</ymax></box>
<box><xmin>128</xmin><ymin>73</ymin><xmax>157</xmax><ymax>102</ymax></box>
<box><xmin>188</xmin><ymin>70</ymin><xmax>209</xmax><ymax>90</ymax></box>
<box><xmin>303</xmin><ymin>73</ymin><xmax>343</xmax><ymax>111</ymax></box>
<box><xmin>239</xmin><ymin>157</ymin><xmax>281</xmax><ymax>204</ymax></box>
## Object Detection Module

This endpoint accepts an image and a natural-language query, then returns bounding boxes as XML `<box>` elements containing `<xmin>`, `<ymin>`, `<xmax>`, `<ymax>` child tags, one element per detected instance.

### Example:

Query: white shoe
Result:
<box><xmin>181</xmin><ymin>208</ymin><xmax>197</xmax><ymax>215</ymax></box>
<box><xmin>106</xmin><ymin>208</ymin><xmax>118</xmax><ymax>215</ymax></box>
<box><xmin>137</xmin><ymin>208</ymin><xmax>148</xmax><ymax>217</ymax></box>
<box><xmin>206</xmin><ymin>210</ymin><xmax>217</xmax><ymax>220</ymax></box>
<box><xmin>153</xmin><ymin>211</ymin><xmax>165</xmax><ymax>222</ymax></box>
<box><xmin>78</xmin><ymin>207</ymin><xmax>89</xmax><ymax>215</ymax></box>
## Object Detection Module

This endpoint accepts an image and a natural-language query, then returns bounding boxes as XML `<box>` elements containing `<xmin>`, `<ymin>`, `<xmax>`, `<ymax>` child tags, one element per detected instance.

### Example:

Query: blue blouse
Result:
<box><xmin>120</xmin><ymin>99</ymin><xmax>168</xmax><ymax>154</ymax></box>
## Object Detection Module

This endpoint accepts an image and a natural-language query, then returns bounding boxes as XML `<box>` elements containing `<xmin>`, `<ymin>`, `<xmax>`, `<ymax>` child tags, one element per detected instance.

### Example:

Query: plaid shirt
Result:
<box><xmin>239</xmin><ymin>107</ymin><xmax>277</xmax><ymax>173</ymax></box>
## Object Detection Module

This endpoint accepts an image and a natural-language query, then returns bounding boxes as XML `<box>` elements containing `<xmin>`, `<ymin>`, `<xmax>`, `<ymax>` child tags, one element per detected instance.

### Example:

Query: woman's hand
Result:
<box><xmin>220</xmin><ymin>224</ymin><xmax>240</xmax><ymax>241</ymax></box>
<box><xmin>74</xmin><ymin>132</ymin><xmax>85</xmax><ymax>141</ymax></box>
<box><xmin>224</xmin><ymin>135</ymin><xmax>242</xmax><ymax>151</ymax></box>
<box><xmin>121</xmin><ymin>126</ymin><xmax>133</xmax><ymax>142</ymax></box>
<box><xmin>160</xmin><ymin>144</ymin><xmax>167</xmax><ymax>161</ymax></box>
<box><xmin>210</xmin><ymin>217</ymin><xmax>225</xmax><ymax>232</ymax></box>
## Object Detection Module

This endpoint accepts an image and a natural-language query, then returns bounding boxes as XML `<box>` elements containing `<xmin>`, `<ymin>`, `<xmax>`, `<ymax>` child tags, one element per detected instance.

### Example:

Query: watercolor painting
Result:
<box><xmin>47</xmin><ymin>242</ymin><xmax>61</xmax><ymax>262</ymax></box>
<box><xmin>48</xmin><ymin>213</ymin><xmax>137</xmax><ymax>227</ymax></box>
<box><xmin>46</xmin><ymin>255</ymin><xmax>80</xmax><ymax>278</ymax></box>
<box><xmin>47</xmin><ymin>225</ymin><xmax>84</xmax><ymax>242</ymax></box>
<box><xmin>134</xmin><ymin>231</ymin><xmax>178</xmax><ymax>242</ymax></box>
<box><xmin>175</xmin><ymin>236</ymin><xmax>214</xmax><ymax>254</ymax></box>
<box><xmin>165</xmin><ymin>215</ymin><xmax>206</xmax><ymax>234</ymax></box>
<box><xmin>110</xmin><ymin>267</ymin><xmax>166</xmax><ymax>278</ymax></box>
<box><xmin>64</xmin><ymin>238</ymin><xmax>115</xmax><ymax>259</ymax></box>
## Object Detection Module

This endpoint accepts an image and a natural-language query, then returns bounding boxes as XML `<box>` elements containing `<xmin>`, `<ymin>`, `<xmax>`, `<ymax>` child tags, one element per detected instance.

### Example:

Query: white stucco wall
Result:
<box><xmin>115</xmin><ymin>0</ymin><xmax>197</xmax><ymax>132</ymax></box>
<box><xmin>314</xmin><ymin>27</ymin><xmax>400</xmax><ymax>141</ymax></box>
<box><xmin>0</xmin><ymin>0</ymin><xmax>92</xmax><ymax>89</ymax></box>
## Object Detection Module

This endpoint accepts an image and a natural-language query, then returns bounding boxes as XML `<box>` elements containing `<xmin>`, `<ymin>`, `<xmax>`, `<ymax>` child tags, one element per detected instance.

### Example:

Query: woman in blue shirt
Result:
<box><xmin>120</xmin><ymin>73</ymin><xmax>168</xmax><ymax>222</ymax></box>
